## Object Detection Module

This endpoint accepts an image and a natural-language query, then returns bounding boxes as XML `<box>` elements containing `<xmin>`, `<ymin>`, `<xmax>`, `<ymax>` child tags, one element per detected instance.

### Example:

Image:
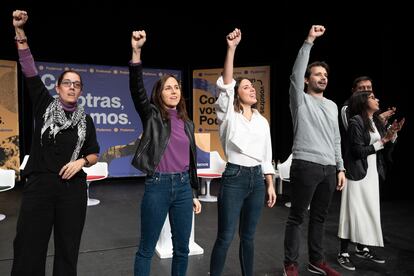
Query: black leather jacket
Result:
<box><xmin>129</xmin><ymin>64</ymin><xmax>199</xmax><ymax>197</ymax></box>
<box><xmin>344</xmin><ymin>115</ymin><xmax>392</xmax><ymax>181</ymax></box>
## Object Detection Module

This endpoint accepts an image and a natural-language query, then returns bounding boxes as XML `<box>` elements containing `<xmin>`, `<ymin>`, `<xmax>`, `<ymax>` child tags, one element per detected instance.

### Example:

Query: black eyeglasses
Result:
<box><xmin>60</xmin><ymin>79</ymin><xmax>82</xmax><ymax>89</ymax></box>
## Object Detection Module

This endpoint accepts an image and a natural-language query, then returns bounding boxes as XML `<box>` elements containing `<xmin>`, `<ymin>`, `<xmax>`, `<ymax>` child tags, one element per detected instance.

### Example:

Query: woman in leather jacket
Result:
<box><xmin>129</xmin><ymin>30</ymin><xmax>201</xmax><ymax>276</ymax></box>
<box><xmin>337</xmin><ymin>91</ymin><xmax>404</xmax><ymax>271</ymax></box>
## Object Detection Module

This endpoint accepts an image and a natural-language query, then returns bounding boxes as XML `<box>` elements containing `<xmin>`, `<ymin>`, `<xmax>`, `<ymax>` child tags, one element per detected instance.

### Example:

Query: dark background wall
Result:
<box><xmin>1</xmin><ymin>2</ymin><xmax>410</xmax><ymax>199</ymax></box>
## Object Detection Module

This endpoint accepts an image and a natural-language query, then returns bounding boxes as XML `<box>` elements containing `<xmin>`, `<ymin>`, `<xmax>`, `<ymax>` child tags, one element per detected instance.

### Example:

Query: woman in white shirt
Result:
<box><xmin>209</xmin><ymin>28</ymin><xmax>276</xmax><ymax>276</ymax></box>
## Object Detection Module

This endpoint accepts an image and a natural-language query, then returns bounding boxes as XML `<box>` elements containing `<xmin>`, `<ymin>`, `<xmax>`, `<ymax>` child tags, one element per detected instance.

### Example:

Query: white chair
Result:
<box><xmin>0</xmin><ymin>169</ymin><xmax>16</xmax><ymax>221</ymax></box>
<box><xmin>277</xmin><ymin>154</ymin><xmax>292</xmax><ymax>188</ymax></box>
<box><xmin>155</xmin><ymin>213</ymin><xmax>204</xmax><ymax>258</ymax></box>
<box><xmin>277</xmin><ymin>154</ymin><xmax>292</xmax><ymax>208</ymax></box>
<box><xmin>197</xmin><ymin>151</ymin><xmax>226</xmax><ymax>202</ymax></box>
<box><xmin>82</xmin><ymin>162</ymin><xmax>108</xmax><ymax>206</ymax></box>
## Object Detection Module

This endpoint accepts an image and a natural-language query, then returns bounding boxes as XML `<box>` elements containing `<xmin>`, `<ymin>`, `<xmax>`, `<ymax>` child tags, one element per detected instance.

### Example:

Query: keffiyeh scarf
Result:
<box><xmin>41</xmin><ymin>98</ymin><xmax>87</xmax><ymax>161</ymax></box>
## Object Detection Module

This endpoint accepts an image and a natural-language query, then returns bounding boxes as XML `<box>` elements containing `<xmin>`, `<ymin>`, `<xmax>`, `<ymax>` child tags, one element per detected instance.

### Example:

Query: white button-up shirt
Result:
<box><xmin>215</xmin><ymin>76</ymin><xmax>274</xmax><ymax>175</ymax></box>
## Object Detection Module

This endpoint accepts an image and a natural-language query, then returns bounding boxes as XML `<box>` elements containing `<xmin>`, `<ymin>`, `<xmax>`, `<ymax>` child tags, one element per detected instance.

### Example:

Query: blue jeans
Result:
<box><xmin>210</xmin><ymin>163</ymin><xmax>265</xmax><ymax>276</ymax></box>
<box><xmin>284</xmin><ymin>159</ymin><xmax>337</xmax><ymax>265</ymax></box>
<box><xmin>134</xmin><ymin>172</ymin><xmax>193</xmax><ymax>276</ymax></box>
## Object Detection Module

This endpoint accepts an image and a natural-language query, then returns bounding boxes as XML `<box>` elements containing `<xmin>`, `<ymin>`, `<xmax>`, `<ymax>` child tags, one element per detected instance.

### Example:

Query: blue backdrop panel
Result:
<box><xmin>36</xmin><ymin>62</ymin><xmax>181</xmax><ymax>177</ymax></box>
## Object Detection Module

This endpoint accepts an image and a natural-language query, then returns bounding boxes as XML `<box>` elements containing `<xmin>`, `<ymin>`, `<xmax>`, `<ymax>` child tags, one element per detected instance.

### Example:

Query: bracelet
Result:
<box><xmin>14</xmin><ymin>36</ymin><xmax>27</xmax><ymax>44</ymax></box>
<box><xmin>83</xmin><ymin>156</ymin><xmax>90</xmax><ymax>167</ymax></box>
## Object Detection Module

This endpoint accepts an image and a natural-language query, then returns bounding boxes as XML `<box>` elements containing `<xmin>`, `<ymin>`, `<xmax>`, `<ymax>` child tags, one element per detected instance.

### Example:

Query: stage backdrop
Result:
<box><xmin>195</xmin><ymin>133</ymin><xmax>210</xmax><ymax>169</ymax></box>
<box><xmin>0</xmin><ymin>60</ymin><xmax>19</xmax><ymax>176</ymax></box>
<box><xmin>35</xmin><ymin>62</ymin><xmax>181</xmax><ymax>177</ymax></box>
<box><xmin>193</xmin><ymin>66</ymin><xmax>271</xmax><ymax>160</ymax></box>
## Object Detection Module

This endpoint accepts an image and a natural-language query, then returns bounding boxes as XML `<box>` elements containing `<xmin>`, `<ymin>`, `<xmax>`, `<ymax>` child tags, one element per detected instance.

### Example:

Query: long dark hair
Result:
<box><xmin>348</xmin><ymin>91</ymin><xmax>382</xmax><ymax>132</ymax></box>
<box><xmin>151</xmin><ymin>74</ymin><xmax>189</xmax><ymax>121</ymax></box>
<box><xmin>233</xmin><ymin>77</ymin><xmax>257</xmax><ymax>113</ymax></box>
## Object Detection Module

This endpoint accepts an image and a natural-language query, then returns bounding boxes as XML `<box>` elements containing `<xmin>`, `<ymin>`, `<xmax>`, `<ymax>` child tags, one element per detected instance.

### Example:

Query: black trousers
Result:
<box><xmin>11</xmin><ymin>173</ymin><xmax>87</xmax><ymax>276</ymax></box>
<box><xmin>284</xmin><ymin>159</ymin><xmax>337</xmax><ymax>265</ymax></box>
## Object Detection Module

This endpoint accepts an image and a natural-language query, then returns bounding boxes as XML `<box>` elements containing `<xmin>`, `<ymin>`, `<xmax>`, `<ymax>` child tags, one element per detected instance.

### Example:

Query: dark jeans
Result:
<box><xmin>284</xmin><ymin>159</ymin><xmax>337</xmax><ymax>265</ymax></box>
<box><xmin>134</xmin><ymin>172</ymin><xmax>193</xmax><ymax>276</ymax></box>
<box><xmin>12</xmin><ymin>173</ymin><xmax>87</xmax><ymax>276</ymax></box>
<box><xmin>210</xmin><ymin>163</ymin><xmax>265</xmax><ymax>276</ymax></box>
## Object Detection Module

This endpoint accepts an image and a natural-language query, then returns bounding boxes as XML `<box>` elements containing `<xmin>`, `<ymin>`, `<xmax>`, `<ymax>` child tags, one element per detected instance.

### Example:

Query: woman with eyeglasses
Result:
<box><xmin>11</xmin><ymin>10</ymin><xmax>100</xmax><ymax>276</ymax></box>
<box><xmin>129</xmin><ymin>30</ymin><xmax>202</xmax><ymax>276</ymax></box>
<box><xmin>336</xmin><ymin>91</ymin><xmax>404</xmax><ymax>271</ymax></box>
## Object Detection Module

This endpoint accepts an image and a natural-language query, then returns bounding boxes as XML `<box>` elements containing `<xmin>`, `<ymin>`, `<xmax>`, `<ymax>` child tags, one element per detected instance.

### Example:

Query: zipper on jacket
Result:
<box><xmin>135</xmin><ymin>139</ymin><xmax>150</xmax><ymax>159</ymax></box>
<box><xmin>156</xmin><ymin>120</ymin><xmax>171</xmax><ymax>167</ymax></box>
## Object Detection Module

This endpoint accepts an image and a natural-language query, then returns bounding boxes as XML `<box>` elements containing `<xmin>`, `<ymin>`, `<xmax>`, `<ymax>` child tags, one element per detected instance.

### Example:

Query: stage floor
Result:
<box><xmin>1</xmin><ymin>178</ymin><xmax>413</xmax><ymax>275</ymax></box>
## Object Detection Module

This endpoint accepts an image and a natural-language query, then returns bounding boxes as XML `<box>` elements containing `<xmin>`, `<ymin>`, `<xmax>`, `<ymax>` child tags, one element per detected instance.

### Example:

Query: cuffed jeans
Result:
<box><xmin>284</xmin><ymin>159</ymin><xmax>337</xmax><ymax>265</ymax></box>
<box><xmin>210</xmin><ymin>163</ymin><xmax>265</xmax><ymax>276</ymax></box>
<box><xmin>134</xmin><ymin>171</ymin><xmax>193</xmax><ymax>276</ymax></box>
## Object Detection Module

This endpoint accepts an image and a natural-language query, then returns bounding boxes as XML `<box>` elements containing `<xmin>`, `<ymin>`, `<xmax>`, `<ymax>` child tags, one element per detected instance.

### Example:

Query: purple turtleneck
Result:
<box><xmin>18</xmin><ymin>48</ymin><xmax>37</xmax><ymax>77</ymax></box>
<box><xmin>60</xmin><ymin>99</ymin><xmax>77</xmax><ymax>112</ymax></box>
<box><xmin>156</xmin><ymin>109</ymin><xmax>190</xmax><ymax>173</ymax></box>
